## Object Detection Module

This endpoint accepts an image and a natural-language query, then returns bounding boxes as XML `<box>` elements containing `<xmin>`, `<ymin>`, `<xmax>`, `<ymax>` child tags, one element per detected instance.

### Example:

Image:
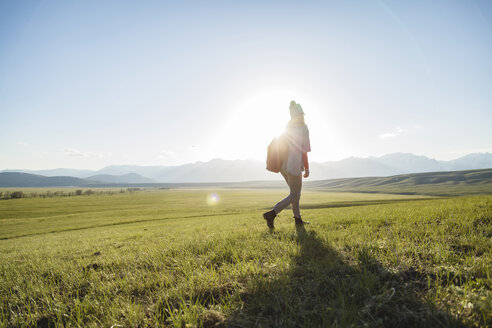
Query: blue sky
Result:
<box><xmin>1</xmin><ymin>0</ymin><xmax>491</xmax><ymax>170</ymax></box>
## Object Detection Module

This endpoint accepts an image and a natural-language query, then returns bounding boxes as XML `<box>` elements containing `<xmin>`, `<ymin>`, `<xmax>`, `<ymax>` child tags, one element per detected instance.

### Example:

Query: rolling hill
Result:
<box><xmin>0</xmin><ymin>172</ymin><xmax>93</xmax><ymax>187</ymax></box>
<box><xmin>304</xmin><ymin>168</ymin><xmax>492</xmax><ymax>196</ymax></box>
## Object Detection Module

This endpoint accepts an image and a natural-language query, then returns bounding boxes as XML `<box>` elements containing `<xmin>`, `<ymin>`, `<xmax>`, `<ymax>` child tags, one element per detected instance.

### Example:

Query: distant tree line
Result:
<box><xmin>0</xmin><ymin>188</ymin><xmax>142</xmax><ymax>200</ymax></box>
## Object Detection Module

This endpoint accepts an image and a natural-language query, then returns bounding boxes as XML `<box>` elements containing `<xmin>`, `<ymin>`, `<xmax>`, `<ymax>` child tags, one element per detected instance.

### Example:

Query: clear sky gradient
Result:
<box><xmin>1</xmin><ymin>0</ymin><xmax>491</xmax><ymax>170</ymax></box>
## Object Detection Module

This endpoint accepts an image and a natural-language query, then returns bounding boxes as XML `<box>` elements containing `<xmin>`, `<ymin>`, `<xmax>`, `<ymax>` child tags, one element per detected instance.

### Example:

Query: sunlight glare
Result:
<box><xmin>218</xmin><ymin>87</ymin><xmax>304</xmax><ymax>160</ymax></box>
<box><xmin>215</xmin><ymin>86</ymin><xmax>333</xmax><ymax>162</ymax></box>
<box><xmin>207</xmin><ymin>193</ymin><xmax>220</xmax><ymax>205</ymax></box>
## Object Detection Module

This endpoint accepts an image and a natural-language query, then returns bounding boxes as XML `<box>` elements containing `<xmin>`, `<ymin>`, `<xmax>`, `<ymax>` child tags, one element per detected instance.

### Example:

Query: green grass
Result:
<box><xmin>0</xmin><ymin>190</ymin><xmax>491</xmax><ymax>327</ymax></box>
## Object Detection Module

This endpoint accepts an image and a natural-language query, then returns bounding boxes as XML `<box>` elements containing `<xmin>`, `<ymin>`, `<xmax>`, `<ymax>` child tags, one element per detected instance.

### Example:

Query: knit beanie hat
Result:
<box><xmin>289</xmin><ymin>102</ymin><xmax>304</xmax><ymax>117</ymax></box>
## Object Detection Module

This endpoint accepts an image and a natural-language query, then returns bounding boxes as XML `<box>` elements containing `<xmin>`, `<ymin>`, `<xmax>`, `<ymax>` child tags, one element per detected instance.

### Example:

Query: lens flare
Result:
<box><xmin>207</xmin><ymin>193</ymin><xmax>220</xmax><ymax>205</ymax></box>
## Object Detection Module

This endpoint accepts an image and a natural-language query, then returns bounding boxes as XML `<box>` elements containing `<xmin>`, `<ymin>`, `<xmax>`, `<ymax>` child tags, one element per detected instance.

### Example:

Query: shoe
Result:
<box><xmin>263</xmin><ymin>210</ymin><xmax>276</xmax><ymax>229</ymax></box>
<box><xmin>295</xmin><ymin>217</ymin><xmax>309</xmax><ymax>225</ymax></box>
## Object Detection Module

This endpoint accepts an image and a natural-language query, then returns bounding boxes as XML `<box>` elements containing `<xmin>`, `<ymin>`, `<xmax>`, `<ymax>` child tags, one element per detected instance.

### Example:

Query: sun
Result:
<box><xmin>218</xmin><ymin>87</ymin><xmax>299</xmax><ymax>160</ymax></box>
<box><xmin>214</xmin><ymin>86</ymin><xmax>331</xmax><ymax>162</ymax></box>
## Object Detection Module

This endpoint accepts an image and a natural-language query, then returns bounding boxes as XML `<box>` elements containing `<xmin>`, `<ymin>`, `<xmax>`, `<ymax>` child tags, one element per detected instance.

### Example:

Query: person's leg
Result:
<box><xmin>288</xmin><ymin>173</ymin><xmax>302</xmax><ymax>218</ymax></box>
<box><xmin>263</xmin><ymin>171</ymin><xmax>290</xmax><ymax>229</ymax></box>
<box><xmin>273</xmin><ymin>171</ymin><xmax>293</xmax><ymax>214</ymax></box>
<box><xmin>288</xmin><ymin>174</ymin><xmax>309</xmax><ymax>225</ymax></box>
<box><xmin>265</xmin><ymin>171</ymin><xmax>305</xmax><ymax>229</ymax></box>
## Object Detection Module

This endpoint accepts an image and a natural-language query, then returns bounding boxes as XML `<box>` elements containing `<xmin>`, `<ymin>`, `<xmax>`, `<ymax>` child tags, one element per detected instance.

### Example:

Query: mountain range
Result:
<box><xmin>1</xmin><ymin>152</ymin><xmax>492</xmax><ymax>184</ymax></box>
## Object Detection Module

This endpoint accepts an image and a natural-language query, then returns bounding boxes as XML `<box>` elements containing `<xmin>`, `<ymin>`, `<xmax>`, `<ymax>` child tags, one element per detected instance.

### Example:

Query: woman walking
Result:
<box><xmin>263</xmin><ymin>100</ymin><xmax>311</xmax><ymax>229</ymax></box>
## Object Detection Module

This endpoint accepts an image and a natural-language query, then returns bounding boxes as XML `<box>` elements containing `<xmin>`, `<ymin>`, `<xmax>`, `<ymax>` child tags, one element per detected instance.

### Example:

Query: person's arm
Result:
<box><xmin>303</xmin><ymin>152</ymin><xmax>309</xmax><ymax>178</ymax></box>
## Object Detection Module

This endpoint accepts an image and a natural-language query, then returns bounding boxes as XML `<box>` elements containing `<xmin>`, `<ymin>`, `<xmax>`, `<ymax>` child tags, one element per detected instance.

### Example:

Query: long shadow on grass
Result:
<box><xmin>228</xmin><ymin>226</ymin><xmax>465</xmax><ymax>328</ymax></box>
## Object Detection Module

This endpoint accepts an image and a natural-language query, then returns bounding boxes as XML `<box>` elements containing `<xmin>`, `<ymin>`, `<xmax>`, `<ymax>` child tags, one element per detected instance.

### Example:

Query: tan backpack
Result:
<box><xmin>266</xmin><ymin>135</ymin><xmax>288</xmax><ymax>173</ymax></box>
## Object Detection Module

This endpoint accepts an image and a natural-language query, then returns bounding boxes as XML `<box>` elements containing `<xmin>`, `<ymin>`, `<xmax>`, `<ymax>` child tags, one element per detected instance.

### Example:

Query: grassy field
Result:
<box><xmin>0</xmin><ymin>189</ymin><xmax>491</xmax><ymax>327</ymax></box>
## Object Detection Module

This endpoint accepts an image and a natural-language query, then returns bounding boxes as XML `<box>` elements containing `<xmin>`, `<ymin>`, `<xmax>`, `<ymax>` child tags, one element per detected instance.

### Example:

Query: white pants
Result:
<box><xmin>274</xmin><ymin>170</ymin><xmax>302</xmax><ymax>218</ymax></box>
